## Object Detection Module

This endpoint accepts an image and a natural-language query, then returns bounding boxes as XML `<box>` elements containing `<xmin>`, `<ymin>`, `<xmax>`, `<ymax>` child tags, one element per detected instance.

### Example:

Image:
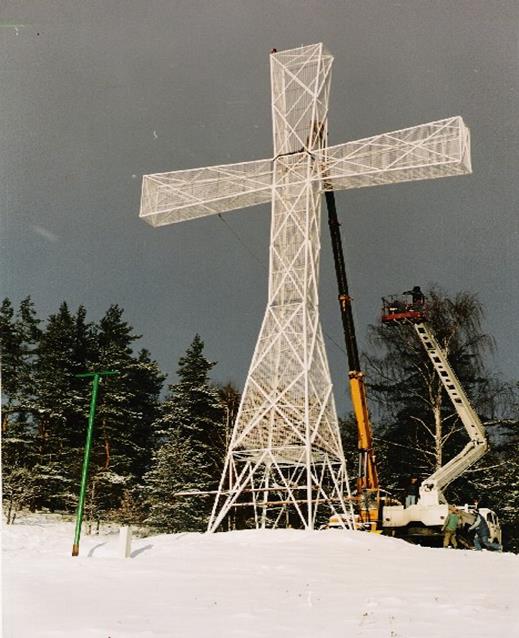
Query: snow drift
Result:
<box><xmin>3</xmin><ymin>515</ymin><xmax>518</xmax><ymax>637</ymax></box>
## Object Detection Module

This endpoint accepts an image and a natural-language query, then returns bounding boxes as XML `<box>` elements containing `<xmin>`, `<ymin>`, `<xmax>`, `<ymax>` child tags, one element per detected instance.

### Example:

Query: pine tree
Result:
<box><xmin>143</xmin><ymin>431</ymin><xmax>210</xmax><ymax>532</ymax></box>
<box><xmin>30</xmin><ymin>303</ymin><xmax>95</xmax><ymax>511</ymax></box>
<box><xmin>0</xmin><ymin>296</ymin><xmax>41</xmax><ymax>426</ymax></box>
<box><xmin>81</xmin><ymin>305</ymin><xmax>164</xmax><ymax>526</ymax></box>
<box><xmin>0</xmin><ymin>298</ymin><xmax>23</xmax><ymax>410</ymax></box>
<box><xmin>90</xmin><ymin>304</ymin><xmax>140</xmax><ymax>486</ymax></box>
<box><xmin>16</xmin><ymin>296</ymin><xmax>42</xmax><ymax>395</ymax></box>
<box><xmin>1</xmin><ymin>297</ymin><xmax>43</xmax><ymax>519</ymax></box>
<box><xmin>156</xmin><ymin>335</ymin><xmax>225</xmax><ymax>479</ymax></box>
<box><xmin>2</xmin><ymin>299</ymin><xmax>166</xmax><ymax>522</ymax></box>
<box><xmin>143</xmin><ymin>335</ymin><xmax>224</xmax><ymax>532</ymax></box>
<box><xmin>126</xmin><ymin>348</ymin><xmax>166</xmax><ymax>477</ymax></box>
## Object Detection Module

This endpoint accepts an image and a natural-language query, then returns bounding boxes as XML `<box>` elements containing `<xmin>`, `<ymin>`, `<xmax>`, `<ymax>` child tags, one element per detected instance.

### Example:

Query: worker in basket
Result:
<box><xmin>403</xmin><ymin>285</ymin><xmax>425</xmax><ymax>309</ymax></box>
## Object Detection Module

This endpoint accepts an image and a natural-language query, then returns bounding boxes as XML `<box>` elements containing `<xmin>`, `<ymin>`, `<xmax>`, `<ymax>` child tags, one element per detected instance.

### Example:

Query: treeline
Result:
<box><xmin>1</xmin><ymin>298</ymin><xmax>238</xmax><ymax>532</ymax></box>
<box><xmin>1</xmin><ymin>291</ymin><xmax>518</xmax><ymax>548</ymax></box>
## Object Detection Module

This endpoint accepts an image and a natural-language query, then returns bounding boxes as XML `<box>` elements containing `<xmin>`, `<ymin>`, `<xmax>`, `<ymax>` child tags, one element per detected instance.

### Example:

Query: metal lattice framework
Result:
<box><xmin>139</xmin><ymin>43</ymin><xmax>471</xmax><ymax>532</ymax></box>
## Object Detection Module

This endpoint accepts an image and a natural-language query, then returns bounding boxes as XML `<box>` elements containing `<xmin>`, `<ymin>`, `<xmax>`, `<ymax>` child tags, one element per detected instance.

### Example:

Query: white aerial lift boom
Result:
<box><xmin>412</xmin><ymin>321</ymin><xmax>487</xmax><ymax>505</ymax></box>
<box><xmin>380</xmin><ymin>292</ymin><xmax>499</xmax><ymax>541</ymax></box>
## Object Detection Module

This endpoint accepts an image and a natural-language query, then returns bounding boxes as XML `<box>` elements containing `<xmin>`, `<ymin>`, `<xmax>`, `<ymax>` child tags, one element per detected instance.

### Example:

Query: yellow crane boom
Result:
<box><xmin>325</xmin><ymin>191</ymin><xmax>380</xmax><ymax>530</ymax></box>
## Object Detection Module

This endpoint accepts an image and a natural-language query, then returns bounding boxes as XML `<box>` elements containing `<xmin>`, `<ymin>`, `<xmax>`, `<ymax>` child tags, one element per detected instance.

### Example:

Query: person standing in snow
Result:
<box><xmin>442</xmin><ymin>506</ymin><xmax>459</xmax><ymax>548</ymax></box>
<box><xmin>468</xmin><ymin>510</ymin><xmax>502</xmax><ymax>551</ymax></box>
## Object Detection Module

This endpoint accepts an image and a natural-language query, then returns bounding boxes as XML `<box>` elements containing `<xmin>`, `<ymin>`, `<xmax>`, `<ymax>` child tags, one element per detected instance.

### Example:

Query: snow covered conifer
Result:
<box><xmin>143</xmin><ymin>431</ymin><xmax>210</xmax><ymax>532</ymax></box>
<box><xmin>31</xmin><ymin>303</ymin><xmax>95</xmax><ymax>510</ymax></box>
<box><xmin>2</xmin><ymin>299</ymin><xmax>166</xmax><ymax>522</ymax></box>
<box><xmin>0</xmin><ymin>298</ymin><xmax>24</xmax><ymax>407</ymax></box>
<box><xmin>143</xmin><ymin>335</ymin><xmax>225</xmax><ymax>531</ymax></box>
<box><xmin>0</xmin><ymin>297</ymin><xmax>41</xmax><ymax>425</ymax></box>
<box><xmin>1</xmin><ymin>301</ymin><xmax>41</xmax><ymax>518</ymax></box>
<box><xmin>155</xmin><ymin>335</ymin><xmax>225</xmax><ymax>481</ymax></box>
<box><xmin>83</xmin><ymin>305</ymin><xmax>164</xmax><ymax>524</ymax></box>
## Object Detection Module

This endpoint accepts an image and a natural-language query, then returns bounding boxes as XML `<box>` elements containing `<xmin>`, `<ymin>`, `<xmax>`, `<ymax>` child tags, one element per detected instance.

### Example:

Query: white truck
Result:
<box><xmin>380</xmin><ymin>297</ymin><xmax>502</xmax><ymax>545</ymax></box>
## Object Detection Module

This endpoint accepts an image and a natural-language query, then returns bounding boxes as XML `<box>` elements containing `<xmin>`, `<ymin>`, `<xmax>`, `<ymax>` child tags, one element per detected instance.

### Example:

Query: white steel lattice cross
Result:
<box><xmin>139</xmin><ymin>44</ymin><xmax>471</xmax><ymax>532</ymax></box>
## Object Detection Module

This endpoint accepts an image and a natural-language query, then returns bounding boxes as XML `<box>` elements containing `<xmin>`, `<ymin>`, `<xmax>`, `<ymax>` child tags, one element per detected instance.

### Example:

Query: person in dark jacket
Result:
<box><xmin>405</xmin><ymin>476</ymin><xmax>419</xmax><ymax>508</ymax></box>
<box><xmin>468</xmin><ymin>511</ymin><xmax>502</xmax><ymax>551</ymax></box>
<box><xmin>403</xmin><ymin>286</ymin><xmax>425</xmax><ymax>307</ymax></box>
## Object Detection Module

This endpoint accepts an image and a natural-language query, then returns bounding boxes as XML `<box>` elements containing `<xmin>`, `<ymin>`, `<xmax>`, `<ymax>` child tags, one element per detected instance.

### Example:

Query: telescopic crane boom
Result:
<box><xmin>324</xmin><ymin>191</ymin><xmax>380</xmax><ymax>529</ymax></box>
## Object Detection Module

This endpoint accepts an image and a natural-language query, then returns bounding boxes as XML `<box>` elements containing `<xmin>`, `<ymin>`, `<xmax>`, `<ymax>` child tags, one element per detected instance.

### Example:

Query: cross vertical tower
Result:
<box><xmin>209</xmin><ymin>45</ymin><xmax>347</xmax><ymax>532</ymax></box>
<box><xmin>139</xmin><ymin>44</ymin><xmax>472</xmax><ymax>532</ymax></box>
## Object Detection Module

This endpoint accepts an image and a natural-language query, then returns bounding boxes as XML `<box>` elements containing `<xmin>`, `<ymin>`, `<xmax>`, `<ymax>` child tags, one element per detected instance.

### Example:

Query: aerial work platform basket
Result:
<box><xmin>381</xmin><ymin>286</ymin><xmax>428</xmax><ymax>324</ymax></box>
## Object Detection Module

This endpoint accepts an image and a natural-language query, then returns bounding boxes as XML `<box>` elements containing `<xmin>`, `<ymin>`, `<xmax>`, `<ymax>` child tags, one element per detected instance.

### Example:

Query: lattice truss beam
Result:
<box><xmin>139</xmin><ymin>43</ymin><xmax>472</xmax><ymax>532</ymax></box>
<box><xmin>140</xmin><ymin>117</ymin><xmax>470</xmax><ymax>227</ymax></box>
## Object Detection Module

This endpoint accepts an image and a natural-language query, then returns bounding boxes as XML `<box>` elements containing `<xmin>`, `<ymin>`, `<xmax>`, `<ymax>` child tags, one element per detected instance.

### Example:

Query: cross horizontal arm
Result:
<box><xmin>140</xmin><ymin>158</ymin><xmax>273</xmax><ymax>227</ymax></box>
<box><xmin>316</xmin><ymin>116</ymin><xmax>471</xmax><ymax>191</ymax></box>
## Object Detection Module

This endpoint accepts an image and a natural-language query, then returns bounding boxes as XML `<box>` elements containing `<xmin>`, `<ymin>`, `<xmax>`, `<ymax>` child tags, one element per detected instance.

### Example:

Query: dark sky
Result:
<box><xmin>2</xmin><ymin>1</ymin><xmax>518</xmax><ymax>414</ymax></box>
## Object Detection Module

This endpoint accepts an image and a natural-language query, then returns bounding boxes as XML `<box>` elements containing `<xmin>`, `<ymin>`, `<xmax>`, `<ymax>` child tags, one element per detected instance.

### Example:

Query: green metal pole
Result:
<box><xmin>72</xmin><ymin>370</ymin><xmax>118</xmax><ymax>557</ymax></box>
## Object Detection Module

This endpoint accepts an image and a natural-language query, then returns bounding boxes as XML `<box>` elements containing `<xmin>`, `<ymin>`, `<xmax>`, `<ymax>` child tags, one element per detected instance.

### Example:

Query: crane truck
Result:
<box><xmin>380</xmin><ymin>292</ymin><xmax>502</xmax><ymax>545</ymax></box>
<box><xmin>323</xmin><ymin>191</ymin><xmax>383</xmax><ymax>531</ymax></box>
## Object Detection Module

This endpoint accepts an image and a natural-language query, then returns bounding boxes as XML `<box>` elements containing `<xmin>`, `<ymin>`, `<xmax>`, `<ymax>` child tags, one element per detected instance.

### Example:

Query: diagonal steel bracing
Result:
<box><xmin>139</xmin><ymin>43</ymin><xmax>472</xmax><ymax>532</ymax></box>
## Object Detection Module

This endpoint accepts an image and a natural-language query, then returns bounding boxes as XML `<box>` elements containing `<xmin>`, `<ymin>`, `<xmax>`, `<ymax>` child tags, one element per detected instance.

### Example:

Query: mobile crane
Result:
<box><xmin>320</xmin><ymin>184</ymin><xmax>498</xmax><ymax>541</ymax></box>
<box><xmin>380</xmin><ymin>292</ymin><xmax>501</xmax><ymax>544</ymax></box>
<box><xmin>324</xmin><ymin>191</ymin><xmax>381</xmax><ymax>531</ymax></box>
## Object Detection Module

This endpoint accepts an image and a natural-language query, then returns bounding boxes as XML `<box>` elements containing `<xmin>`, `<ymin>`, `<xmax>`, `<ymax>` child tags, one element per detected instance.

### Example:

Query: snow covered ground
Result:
<box><xmin>3</xmin><ymin>514</ymin><xmax>518</xmax><ymax>637</ymax></box>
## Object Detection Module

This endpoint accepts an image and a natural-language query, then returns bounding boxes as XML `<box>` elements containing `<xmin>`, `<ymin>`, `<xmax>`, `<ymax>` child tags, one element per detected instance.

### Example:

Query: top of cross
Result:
<box><xmin>139</xmin><ymin>43</ymin><xmax>471</xmax><ymax>228</ymax></box>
